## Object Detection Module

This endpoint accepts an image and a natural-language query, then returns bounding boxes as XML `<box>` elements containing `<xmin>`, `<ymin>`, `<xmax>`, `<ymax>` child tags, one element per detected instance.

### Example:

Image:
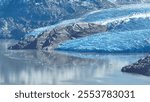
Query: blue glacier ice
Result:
<box><xmin>28</xmin><ymin>26</ymin><xmax>52</xmax><ymax>37</ymax></box>
<box><xmin>56</xmin><ymin>29</ymin><xmax>150</xmax><ymax>53</ymax></box>
<box><xmin>108</xmin><ymin>17</ymin><xmax>150</xmax><ymax>32</ymax></box>
<box><xmin>82</xmin><ymin>5</ymin><xmax>150</xmax><ymax>32</ymax></box>
<box><xmin>27</xmin><ymin>18</ymin><xmax>80</xmax><ymax>37</ymax></box>
<box><xmin>26</xmin><ymin>4</ymin><xmax>150</xmax><ymax>38</ymax></box>
<box><xmin>82</xmin><ymin>4</ymin><xmax>150</xmax><ymax>23</ymax></box>
<box><xmin>28</xmin><ymin>13</ymin><xmax>150</xmax><ymax>37</ymax></box>
<box><xmin>27</xmin><ymin>4</ymin><xmax>150</xmax><ymax>37</ymax></box>
<box><xmin>55</xmin><ymin>4</ymin><xmax>150</xmax><ymax>53</ymax></box>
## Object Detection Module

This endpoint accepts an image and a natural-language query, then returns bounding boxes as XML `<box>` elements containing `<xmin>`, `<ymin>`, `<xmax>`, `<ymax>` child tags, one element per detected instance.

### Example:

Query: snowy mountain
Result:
<box><xmin>0</xmin><ymin>0</ymin><xmax>115</xmax><ymax>39</ymax></box>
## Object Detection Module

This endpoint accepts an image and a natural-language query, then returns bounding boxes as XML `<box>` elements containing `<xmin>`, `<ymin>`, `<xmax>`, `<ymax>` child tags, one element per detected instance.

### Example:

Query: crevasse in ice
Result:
<box><xmin>108</xmin><ymin>17</ymin><xmax>150</xmax><ymax>32</ymax></box>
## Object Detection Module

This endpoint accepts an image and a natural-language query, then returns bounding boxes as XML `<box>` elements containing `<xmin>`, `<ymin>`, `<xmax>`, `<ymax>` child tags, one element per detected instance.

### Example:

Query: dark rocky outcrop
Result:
<box><xmin>122</xmin><ymin>55</ymin><xmax>150</xmax><ymax>76</ymax></box>
<box><xmin>9</xmin><ymin>22</ymin><xmax>107</xmax><ymax>50</ymax></box>
<box><xmin>0</xmin><ymin>0</ymin><xmax>115</xmax><ymax>39</ymax></box>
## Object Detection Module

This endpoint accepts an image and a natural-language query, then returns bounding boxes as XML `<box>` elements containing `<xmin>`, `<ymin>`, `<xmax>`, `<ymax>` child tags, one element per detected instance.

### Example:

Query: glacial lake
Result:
<box><xmin>0</xmin><ymin>40</ymin><xmax>150</xmax><ymax>85</ymax></box>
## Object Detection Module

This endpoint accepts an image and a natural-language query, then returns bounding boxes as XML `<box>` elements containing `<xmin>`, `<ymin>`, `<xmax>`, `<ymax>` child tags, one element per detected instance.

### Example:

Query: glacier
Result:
<box><xmin>108</xmin><ymin>17</ymin><xmax>150</xmax><ymax>32</ymax></box>
<box><xmin>27</xmin><ymin>4</ymin><xmax>150</xmax><ymax>37</ymax></box>
<box><xmin>6</xmin><ymin>3</ymin><xmax>150</xmax><ymax>53</ymax></box>
<box><xmin>81</xmin><ymin>4</ymin><xmax>150</xmax><ymax>23</ymax></box>
<box><xmin>27</xmin><ymin>18</ymin><xmax>80</xmax><ymax>37</ymax></box>
<box><xmin>55</xmin><ymin>3</ymin><xmax>150</xmax><ymax>53</ymax></box>
<box><xmin>56</xmin><ymin>29</ymin><xmax>150</xmax><ymax>53</ymax></box>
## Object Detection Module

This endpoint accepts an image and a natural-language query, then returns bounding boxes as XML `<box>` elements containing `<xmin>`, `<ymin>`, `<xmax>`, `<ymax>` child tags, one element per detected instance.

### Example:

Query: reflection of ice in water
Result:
<box><xmin>0</xmin><ymin>44</ymin><xmax>149</xmax><ymax>85</ymax></box>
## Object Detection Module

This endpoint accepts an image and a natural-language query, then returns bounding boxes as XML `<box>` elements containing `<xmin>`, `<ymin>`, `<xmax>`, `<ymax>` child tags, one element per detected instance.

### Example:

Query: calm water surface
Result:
<box><xmin>0</xmin><ymin>40</ymin><xmax>149</xmax><ymax>85</ymax></box>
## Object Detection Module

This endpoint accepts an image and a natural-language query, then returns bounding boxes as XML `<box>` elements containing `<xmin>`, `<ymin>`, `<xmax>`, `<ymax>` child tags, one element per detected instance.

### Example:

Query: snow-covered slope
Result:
<box><xmin>27</xmin><ymin>18</ymin><xmax>80</xmax><ymax>37</ymax></box>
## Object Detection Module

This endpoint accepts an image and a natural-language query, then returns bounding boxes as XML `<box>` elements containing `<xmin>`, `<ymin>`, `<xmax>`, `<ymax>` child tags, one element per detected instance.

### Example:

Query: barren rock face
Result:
<box><xmin>0</xmin><ymin>0</ymin><xmax>115</xmax><ymax>39</ymax></box>
<box><xmin>122</xmin><ymin>55</ymin><xmax>150</xmax><ymax>76</ymax></box>
<box><xmin>9</xmin><ymin>22</ymin><xmax>107</xmax><ymax>50</ymax></box>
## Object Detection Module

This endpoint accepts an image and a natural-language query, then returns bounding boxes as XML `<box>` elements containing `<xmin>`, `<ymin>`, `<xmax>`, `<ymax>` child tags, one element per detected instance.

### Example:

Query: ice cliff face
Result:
<box><xmin>0</xmin><ymin>0</ymin><xmax>115</xmax><ymax>39</ymax></box>
<box><xmin>57</xmin><ymin>29</ymin><xmax>150</xmax><ymax>53</ymax></box>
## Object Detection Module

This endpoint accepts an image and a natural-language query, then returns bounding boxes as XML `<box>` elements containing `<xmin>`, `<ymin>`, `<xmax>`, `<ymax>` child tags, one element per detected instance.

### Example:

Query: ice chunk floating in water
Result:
<box><xmin>56</xmin><ymin>29</ymin><xmax>150</xmax><ymax>53</ymax></box>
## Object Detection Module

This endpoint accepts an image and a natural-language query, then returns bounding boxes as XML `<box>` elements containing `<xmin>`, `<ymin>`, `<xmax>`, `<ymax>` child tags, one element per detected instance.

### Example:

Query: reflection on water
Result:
<box><xmin>0</xmin><ymin>40</ymin><xmax>150</xmax><ymax>85</ymax></box>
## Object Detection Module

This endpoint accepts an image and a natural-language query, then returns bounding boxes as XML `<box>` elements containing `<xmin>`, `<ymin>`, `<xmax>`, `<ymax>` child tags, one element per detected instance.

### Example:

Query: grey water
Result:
<box><xmin>0</xmin><ymin>40</ymin><xmax>150</xmax><ymax>85</ymax></box>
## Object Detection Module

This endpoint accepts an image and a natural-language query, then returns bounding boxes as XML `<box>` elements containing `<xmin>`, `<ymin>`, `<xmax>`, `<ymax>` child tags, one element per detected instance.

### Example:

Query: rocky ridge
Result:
<box><xmin>9</xmin><ymin>22</ymin><xmax>107</xmax><ymax>50</ymax></box>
